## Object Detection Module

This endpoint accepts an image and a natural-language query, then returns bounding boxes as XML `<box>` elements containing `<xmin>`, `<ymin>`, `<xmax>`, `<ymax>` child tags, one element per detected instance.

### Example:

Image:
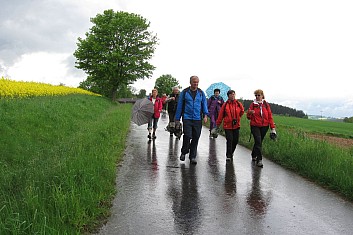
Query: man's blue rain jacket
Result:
<box><xmin>175</xmin><ymin>88</ymin><xmax>209</xmax><ymax>121</ymax></box>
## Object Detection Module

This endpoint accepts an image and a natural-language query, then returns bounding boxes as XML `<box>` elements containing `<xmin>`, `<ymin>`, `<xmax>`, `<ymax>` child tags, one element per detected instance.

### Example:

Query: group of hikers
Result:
<box><xmin>146</xmin><ymin>75</ymin><xmax>276</xmax><ymax>168</ymax></box>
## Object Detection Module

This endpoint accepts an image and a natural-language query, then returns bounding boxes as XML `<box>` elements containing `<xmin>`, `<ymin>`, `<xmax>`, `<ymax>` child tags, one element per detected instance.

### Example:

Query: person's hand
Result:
<box><xmin>203</xmin><ymin>115</ymin><xmax>208</xmax><ymax>123</ymax></box>
<box><xmin>270</xmin><ymin>128</ymin><xmax>277</xmax><ymax>140</ymax></box>
<box><xmin>249</xmin><ymin>110</ymin><xmax>255</xmax><ymax>115</ymax></box>
<box><xmin>171</xmin><ymin>97</ymin><xmax>175</xmax><ymax>100</ymax></box>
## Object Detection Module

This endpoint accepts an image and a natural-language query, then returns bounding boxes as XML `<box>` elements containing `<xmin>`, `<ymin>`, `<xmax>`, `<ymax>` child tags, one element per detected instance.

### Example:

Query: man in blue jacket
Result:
<box><xmin>175</xmin><ymin>75</ymin><xmax>209</xmax><ymax>164</ymax></box>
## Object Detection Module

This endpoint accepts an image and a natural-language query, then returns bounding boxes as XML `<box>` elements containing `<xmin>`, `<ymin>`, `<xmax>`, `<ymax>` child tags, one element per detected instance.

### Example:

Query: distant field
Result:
<box><xmin>272</xmin><ymin>115</ymin><xmax>353</xmax><ymax>139</ymax></box>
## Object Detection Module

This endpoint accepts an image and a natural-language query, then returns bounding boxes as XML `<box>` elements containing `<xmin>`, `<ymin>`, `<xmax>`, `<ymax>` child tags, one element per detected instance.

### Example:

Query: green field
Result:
<box><xmin>272</xmin><ymin>115</ymin><xmax>353</xmax><ymax>138</ymax></box>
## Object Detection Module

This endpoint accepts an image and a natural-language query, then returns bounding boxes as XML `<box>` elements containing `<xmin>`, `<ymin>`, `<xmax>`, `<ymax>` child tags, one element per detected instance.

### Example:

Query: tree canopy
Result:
<box><xmin>74</xmin><ymin>10</ymin><xmax>158</xmax><ymax>100</ymax></box>
<box><xmin>154</xmin><ymin>74</ymin><xmax>181</xmax><ymax>96</ymax></box>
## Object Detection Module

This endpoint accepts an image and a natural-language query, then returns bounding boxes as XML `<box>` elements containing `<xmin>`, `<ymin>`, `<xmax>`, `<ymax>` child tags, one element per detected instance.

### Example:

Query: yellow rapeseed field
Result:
<box><xmin>0</xmin><ymin>77</ymin><xmax>100</xmax><ymax>98</ymax></box>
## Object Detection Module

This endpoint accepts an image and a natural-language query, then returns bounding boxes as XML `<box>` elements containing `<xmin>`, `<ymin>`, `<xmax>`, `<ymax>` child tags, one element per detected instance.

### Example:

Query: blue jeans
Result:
<box><xmin>181</xmin><ymin>120</ymin><xmax>202</xmax><ymax>159</ymax></box>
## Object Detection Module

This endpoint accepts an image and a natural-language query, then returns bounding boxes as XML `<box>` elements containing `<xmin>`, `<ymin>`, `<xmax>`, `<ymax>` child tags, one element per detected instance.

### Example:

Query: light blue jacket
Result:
<box><xmin>175</xmin><ymin>88</ymin><xmax>209</xmax><ymax>121</ymax></box>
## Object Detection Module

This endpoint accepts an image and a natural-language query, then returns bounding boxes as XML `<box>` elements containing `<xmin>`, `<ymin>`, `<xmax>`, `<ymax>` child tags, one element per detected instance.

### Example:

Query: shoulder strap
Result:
<box><xmin>236</xmin><ymin>100</ymin><xmax>241</xmax><ymax>108</ymax></box>
<box><xmin>181</xmin><ymin>88</ymin><xmax>189</xmax><ymax>116</ymax></box>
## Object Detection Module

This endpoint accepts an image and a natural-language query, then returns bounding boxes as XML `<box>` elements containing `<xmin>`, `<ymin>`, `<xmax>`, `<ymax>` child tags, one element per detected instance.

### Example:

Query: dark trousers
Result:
<box><xmin>209</xmin><ymin>111</ymin><xmax>218</xmax><ymax>131</ymax></box>
<box><xmin>251</xmin><ymin>126</ymin><xmax>269</xmax><ymax>160</ymax></box>
<box><xmin>224</xmin><ymin>128</ymin><xmax>240</xmax><ymax>158</ymax></box>
<box><xmin>181</xmin><ymin>120</ymin><xmax>202</xmax><ymax>159</ymax></box>
<box><xmin>168</xmin><ymin>111</ymin><xmax>176</xmax><ymax>123</ymax></box>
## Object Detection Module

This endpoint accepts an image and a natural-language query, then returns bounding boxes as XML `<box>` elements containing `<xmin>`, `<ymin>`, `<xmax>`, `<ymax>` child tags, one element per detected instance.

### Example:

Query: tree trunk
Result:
<box><xmin>111</xmin><ymin>87</ymin><xmax>118</xmax><ymax>101</ymax></box>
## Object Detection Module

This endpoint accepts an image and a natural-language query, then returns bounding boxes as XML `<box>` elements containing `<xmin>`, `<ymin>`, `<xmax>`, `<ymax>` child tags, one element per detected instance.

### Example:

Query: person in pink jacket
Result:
<box><xmin>148</xmin><ymin>88</ymin><xmax>163</xmax><ymax>140</ymax></box>
<box><xmin>216</xmin><ymin>90</ymin><xmax>244</xmax><ymax>161</ymax></box>
<box><xmin>246</xmin><ymin>89</ymin><xmax>276</xmax><ymax>167</ymax></box>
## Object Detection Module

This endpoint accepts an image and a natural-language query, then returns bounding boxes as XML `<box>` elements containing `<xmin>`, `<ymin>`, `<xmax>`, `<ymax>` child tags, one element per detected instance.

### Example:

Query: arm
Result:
<box><xmin>267</xmin><ymin>104</ymin><xmax>276</xmax><ymax>129</ymax></box>
<box><xmin>201</xmin><ymin>91</ymin><xmax>209</xmax><ymax>123</ymax></box>
<box><xmin>201</xmin><ymin>91</ymin><xmax>209</xmax><ymax>117</ymax></box>
<box><xmin>158</xmin><ymin>99</ymin><xmax>163</xmax><ymax>112</ymax></box>
<box><xmin>239</xmin><ymin>102</ymin><xmax>245</xmax><ymax>117</ymax></box>
<box><xmin>247</xmin><ymin>103</ymin><xmax>254</xmax><ymax>120</ymax></box>
<box><xmin>175</xmin><ymin>91</ymin><xmax>184</xmax><ymax>121</ymax></box>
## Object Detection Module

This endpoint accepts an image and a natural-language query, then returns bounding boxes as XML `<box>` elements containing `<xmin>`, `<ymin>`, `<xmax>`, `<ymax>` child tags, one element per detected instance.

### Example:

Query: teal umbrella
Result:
<box><xmin>205</xmin><ymin>82</ymin><xmax>231</xmax><ymax>102</ymax></box>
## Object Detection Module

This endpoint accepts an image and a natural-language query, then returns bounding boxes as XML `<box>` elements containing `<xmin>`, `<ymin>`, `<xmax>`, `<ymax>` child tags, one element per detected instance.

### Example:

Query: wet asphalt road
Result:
<box><xmin>97</xmin><ymin>114</ymin><xmax>353</xmax><ymax>235</ymax></box>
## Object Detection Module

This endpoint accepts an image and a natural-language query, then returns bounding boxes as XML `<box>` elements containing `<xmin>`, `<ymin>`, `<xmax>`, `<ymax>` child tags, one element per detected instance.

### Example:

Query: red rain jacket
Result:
<box><xmin>246</xmin><ymin>100</ymin><xmax>275</xmax><ymax>129</ymax></box>
<box><xmin>149</xmin><ymin>97</ymin><xmax>163</xmax><ymax>118</ymax></box>
<box><xmin>216</xmin><ymin>99</ymin><xmax>244</xmax><ymax>129</ymax></box>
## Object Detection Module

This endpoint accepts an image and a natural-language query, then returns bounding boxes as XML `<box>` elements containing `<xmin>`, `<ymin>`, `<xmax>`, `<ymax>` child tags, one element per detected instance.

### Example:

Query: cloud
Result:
<box><xmin>0</xmin><ymin>0</ymin><xmax>125</xmax><ymax>66</ymax></box>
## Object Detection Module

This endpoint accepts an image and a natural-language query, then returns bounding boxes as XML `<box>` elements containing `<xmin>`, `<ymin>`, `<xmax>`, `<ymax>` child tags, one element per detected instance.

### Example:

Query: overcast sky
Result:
<box><xmin>1</xmin><ymin>0</ymin><xmax>352</xmax><ymax>118</ymax></box>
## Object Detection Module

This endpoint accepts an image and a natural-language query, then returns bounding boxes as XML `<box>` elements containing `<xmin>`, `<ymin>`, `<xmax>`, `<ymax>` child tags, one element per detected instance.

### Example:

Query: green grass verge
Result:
<box><xmin>0</xmin><ymin>95</ymin><xmax>132</xmax><ymax>234</ymax></box>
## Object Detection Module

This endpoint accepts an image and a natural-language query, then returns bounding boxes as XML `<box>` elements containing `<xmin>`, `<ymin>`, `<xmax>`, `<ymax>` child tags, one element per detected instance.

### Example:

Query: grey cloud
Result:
<box><xmin>0</xmin><ymin>0</ymin><xmax>92</xmax><ymax>65</ymax></box>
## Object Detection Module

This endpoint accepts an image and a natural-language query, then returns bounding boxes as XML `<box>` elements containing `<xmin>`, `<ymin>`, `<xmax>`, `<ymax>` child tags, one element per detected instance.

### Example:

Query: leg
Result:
<box><xmin>189</xmin><ymin>120</ymin><xmax>202</xmax><ymax>160</ymax></box>
<box><xmin>224</xmin><ymin>129</ymin><xmax>233</xmax><ymax>158</ymax></box>
<box><xmin>181</xmin><ymin>120</ymin><xmax>192</xmax><ymax>155</ymax></box>
<box><xmin>169</xmin><ymin>112</ymin><xmax>176</xmax><ymax>123</ymax></box>
<box><xmin>152</xmin><ymin>117</ymin><xmax>159</xmax><ymax>138</ymax></box>
<box><xmin>231</xmin><ymin>128</ymin><xmax>240</xmax><ymax>156</ymax></box>
<box><xmin>168</xmin><ymin>112</ymin><xmax>176</xmax><ymax>136</ymax></box>
<box><xmin>209</xmin><ymin>113</ymin><xmax>217</xmax><ymax>130</ymax></box>
<box><xmin>147</xmin><ymin>116</ymin><xmax>153</xmax><ymax>139</ymax></box>
<box><xmin>251</xmin><ymin>126</ymin><xmax>262</xmax><ymax>160</ymax></box>
<box><xmin>256</xmin><ymin>126</ymin><xmax>269</xmax><ymax>160</ymax></box>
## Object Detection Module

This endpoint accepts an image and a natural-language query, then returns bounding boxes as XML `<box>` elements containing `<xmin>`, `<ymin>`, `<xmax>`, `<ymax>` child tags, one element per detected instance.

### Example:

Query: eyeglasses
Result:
<box><xmin>255</xmin><ymin>94</ymin><xmax>261</xmax><ymax>97</ymax></box>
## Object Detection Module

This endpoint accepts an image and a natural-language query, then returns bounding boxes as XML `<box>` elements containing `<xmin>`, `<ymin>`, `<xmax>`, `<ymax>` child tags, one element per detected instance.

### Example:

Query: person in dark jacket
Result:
<box><xmin>216</xmin><ymin>90</ymin><xmax>244</xmax><ymax>161</ymax></box>
<box><xmin>175</xmin><ymin>76</ymin><xmax>209</xmax><ymax>164</ymax></box>
<box><xmin>164</xmin><ymin>86</ymin><xmax>180</xmax><ymax>136</ymax></box>
<box><xmin>246</xmin><ymin>89</ymin><xmax>276</xmax><ymax>167</ymax></box>
<box><xmin>207</xmin><ymin>88</ymin><xmax>224</xmax><ymax>137</ymax></box>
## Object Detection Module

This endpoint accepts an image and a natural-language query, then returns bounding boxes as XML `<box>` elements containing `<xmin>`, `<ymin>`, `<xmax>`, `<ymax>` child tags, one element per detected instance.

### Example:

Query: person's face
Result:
<box><xmin>190</xmin><ymin>77</ymin><xmax>199</xmax><ymax>90</ymax></box>
<box><xmin>152</xmin><ymin>90</ymin><xmax>158</xmax><ymax>97</ymax></box>
<box><xmin>255</xmin><ymin>93</ymin><xmax>263</xmax><ymax>101</ymax></box>
<box><xmin>214</xmin><ymin>91</ymin><xmax>220</xmax><ymax>96</ymax></box>
<box><xmin>228</xmin><ymin>92</ymin><xmax>235</xmax><ymax>100</ymax></box>
<box><xmin>173</xmin><ymin>88</ymin><xmax>179</xmax><ymax>94</ymax></box>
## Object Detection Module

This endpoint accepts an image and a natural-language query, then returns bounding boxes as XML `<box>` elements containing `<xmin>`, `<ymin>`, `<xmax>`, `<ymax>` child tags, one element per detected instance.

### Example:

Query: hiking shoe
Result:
<box><xmin>190</xmin><ymin>158</ymin><xmax>197</xmax><ymax>164</ymax></box>
<box><xmin>147</xmin><ymin>134</ymin><xmax>152</xmax><ymax>140</ymax></box>
<box><xmin>257</xmin><ymin>160</ymin><xmax>263</xmax><ymax>167</ymax></box>
<box><xmin>180</xmin><ymin>154</ymin><xmax>186</xmax><ymax>161</ymax></box>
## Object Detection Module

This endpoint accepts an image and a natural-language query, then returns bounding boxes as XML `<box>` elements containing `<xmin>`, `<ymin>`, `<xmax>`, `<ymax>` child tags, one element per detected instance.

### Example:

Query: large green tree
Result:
<box><xmin>74</xmin><ymin>10</ymin><xmax>158</xmax><ymax>100</ymax></box>
<box><xmin>154</xmin><ymin>74</ymin><xmax>181</xmax><ymax>96</ymax></box>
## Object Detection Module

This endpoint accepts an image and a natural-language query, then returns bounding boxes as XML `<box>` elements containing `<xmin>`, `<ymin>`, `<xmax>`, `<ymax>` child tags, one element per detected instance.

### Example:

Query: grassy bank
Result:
<box><xmin>237</xmin><ymin>115</ymin><xmax>353</xmax><ymax>201</ymax></box>
<box><xmin>0</xmin><ymin>95</ymin><xmax>131</xmax><ymax>234</ymax></box>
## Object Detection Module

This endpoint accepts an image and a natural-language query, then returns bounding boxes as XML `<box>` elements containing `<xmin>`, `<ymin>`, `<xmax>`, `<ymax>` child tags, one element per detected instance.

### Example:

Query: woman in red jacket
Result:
<box><xmin>216</xmin><ymin>90</ymin><xmax>244</xmax><ymax>161</ymax></box>
<box><xmin>148</xmin><ymin>88</ymin><xmax>163</xmax><ymax>140</ymax></box>
<box><xmin>246</xmin><ymin>89</ymin><xmax>276</xmax><ymax>167</ymax></box>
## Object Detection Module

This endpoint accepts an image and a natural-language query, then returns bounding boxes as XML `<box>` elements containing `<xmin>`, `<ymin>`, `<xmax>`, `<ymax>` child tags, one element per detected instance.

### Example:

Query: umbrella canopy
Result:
<box><xmin>131</xmin><ymin>98</ymin><xmax>154</xmax><ymax>126</ymax></box>
<box><xmin>205</xmin><ymin>82</ymin><xmax>231</xmax><ymax>102</ymax></box>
